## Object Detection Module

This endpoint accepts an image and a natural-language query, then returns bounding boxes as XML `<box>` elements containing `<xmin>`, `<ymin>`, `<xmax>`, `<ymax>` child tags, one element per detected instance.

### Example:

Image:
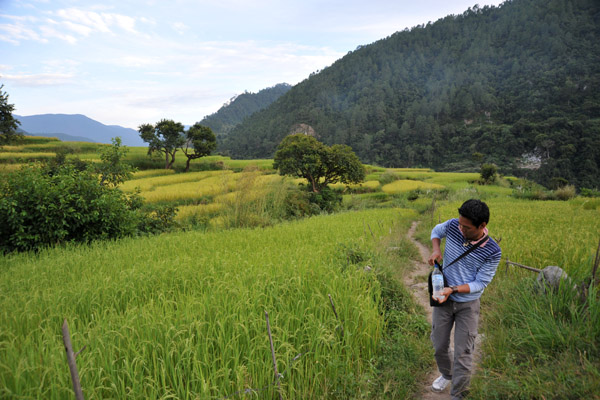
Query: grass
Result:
<box><xmin>3</xmin><ymin>136</ymin><xmax>599</xmax><ymax>398</ymax></box>
<box><xmin>0</xmin><ymin>208</ymin><xmax>410</xmax><ymax>399</ymax></box>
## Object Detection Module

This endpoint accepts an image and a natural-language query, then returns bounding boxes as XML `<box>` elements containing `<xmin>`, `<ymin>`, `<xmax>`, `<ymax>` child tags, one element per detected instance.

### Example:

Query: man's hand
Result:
<box><xmin>429</xmin><ymin>237</ymin><xmax>442</xmax><ymax>266</ymax></box>
<box><xmin>428</xmin><ymin>249</ymin><xmax>442</xmax><ymax>266</ymax></box>
<box><xmin>432</xmin><ymin>287</ymin><xmax>453</xmax><ymax>304</ymax></box>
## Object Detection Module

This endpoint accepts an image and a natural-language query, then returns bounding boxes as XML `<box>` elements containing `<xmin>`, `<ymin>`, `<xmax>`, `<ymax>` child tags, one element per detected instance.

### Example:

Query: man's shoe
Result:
<box><xmin>431</xmin><ymin>375</ymin><xmax>451</xmax><ymax>392</ymax></box>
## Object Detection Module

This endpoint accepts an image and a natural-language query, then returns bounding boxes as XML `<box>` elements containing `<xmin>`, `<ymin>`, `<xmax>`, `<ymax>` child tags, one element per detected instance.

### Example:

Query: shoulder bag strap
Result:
<box><xmin>437</xmin><ymin>234</ymin><xmax>489</xmax><ymax>273</ymax></box>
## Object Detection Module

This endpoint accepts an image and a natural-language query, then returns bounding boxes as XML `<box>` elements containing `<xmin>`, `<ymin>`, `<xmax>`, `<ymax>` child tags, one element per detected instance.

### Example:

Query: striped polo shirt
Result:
<box><xmin>431</xmin><ymin>218</ymin><xmax>502</xmax><ymax>302</ymax></box>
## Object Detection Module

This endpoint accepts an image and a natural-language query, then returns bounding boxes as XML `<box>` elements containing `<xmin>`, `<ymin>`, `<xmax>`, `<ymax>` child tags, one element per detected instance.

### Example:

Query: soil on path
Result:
<box><xmin>404</xmin><ymin>221</ymin><xmax>483</xmax><ymax>400</ymax></box>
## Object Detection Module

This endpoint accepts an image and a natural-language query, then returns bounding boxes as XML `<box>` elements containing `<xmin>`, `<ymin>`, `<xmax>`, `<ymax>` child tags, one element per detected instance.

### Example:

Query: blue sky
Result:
<box><xmin>1</xmin><ymin>0</ymin><xmax>504</xmax><ymax>129</ymax></box>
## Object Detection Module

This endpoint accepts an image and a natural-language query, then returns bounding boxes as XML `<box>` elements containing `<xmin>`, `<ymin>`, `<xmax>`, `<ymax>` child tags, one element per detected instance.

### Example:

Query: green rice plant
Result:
<box><xmin>175</xmin><ymin>203</ymin><xmax>224</xmax><ymax>221</ymax></box>
<box><xmin>0</xmin><ymin>152</ymin><xmax>55</xmax><ymax>160</ymax></box>
<box><xmin>329</xmin><ymin>180</ymin><xmax>380</xmax><ymax>192</ymax></box>
<box><xmin>130</xmin><ymin>169</ymin><xmax>176</xmax><ymax>179</ymax></box>
<box><xmin>0</xmin><ymin>208</ymin><xmax>406</xmax><ymax>399</ymax></box>
<box><xmin>137</xmin><ymin>175</ymin><xmax>238</xmax><ymax>204</ymax></box>
<box><xmin>120</xmin><ymin>170</ymin><xmax>234</xmax><ymax>193</ymax></box>
<box><xmin>382</xmin><ymin>179</ymin><xmax>445</xmax><ymax>194</ymax></box>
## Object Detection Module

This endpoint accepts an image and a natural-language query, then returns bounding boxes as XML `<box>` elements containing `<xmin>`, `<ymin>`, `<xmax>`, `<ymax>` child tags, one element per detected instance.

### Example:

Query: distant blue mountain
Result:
<box><xmin>14</xmin><ymin>114</ymin><xmax>145</xmax><ymax>147</ymax></box>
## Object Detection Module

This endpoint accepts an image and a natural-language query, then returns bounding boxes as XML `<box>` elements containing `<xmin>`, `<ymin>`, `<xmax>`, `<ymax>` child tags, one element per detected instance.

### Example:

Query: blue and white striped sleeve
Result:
<box><xmin>468</xmin><ymin>249</ymin><xmax>502</xmax><ymax>294</ymax></box>
<box><xmin>431</xmin><ymin>219</ymin><xmax>451</xmax><ymax>240</ymax></box>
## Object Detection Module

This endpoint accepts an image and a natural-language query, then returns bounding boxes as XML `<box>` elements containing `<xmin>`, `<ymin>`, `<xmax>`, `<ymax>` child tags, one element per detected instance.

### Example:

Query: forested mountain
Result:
<box><xmin>200</xmin><ymin>83</ymin><xmax>291</xmax><ymax>137</ymax></box>
<box><xmin>220</xmin><ymin>0</ymin><xmax>600</xmax><ymax>189</ymax></box>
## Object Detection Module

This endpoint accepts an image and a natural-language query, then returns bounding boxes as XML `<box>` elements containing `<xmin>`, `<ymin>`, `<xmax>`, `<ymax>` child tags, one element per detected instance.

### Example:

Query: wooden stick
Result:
<box><xmin>505</xmin><ymin>260</ymin><xmax>542</xmax><ymax>273</ymax></box>
<box><xmin>592</xmin><ymin>238</ymin><xmax>600</xmax><ymax>287</ymax></box>
<box><xmin>328</xmin><ymin>294</ymin><xmax>344</xmax><ymax>338</ymax></box>
<box><xmin>265</xmin><ymin>311</ymin><xmax>283</xmax><ymax>400</ymax></box>
<box><xmin>62</xmin><ymin>319</ymin><xmax>85</xmax><ymax>400</ymax></box>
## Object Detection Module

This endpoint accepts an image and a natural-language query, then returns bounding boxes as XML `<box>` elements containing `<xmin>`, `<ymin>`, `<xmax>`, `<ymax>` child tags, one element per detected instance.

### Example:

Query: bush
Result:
<box><xmin>308</xmin><ymin>186</ymin><xmax>342</xmax><ymax>213</ymax></box>
<box><xmin>554</xmin><ymin>185</ymin><xmax>576</xmax><ymax>201</ymax></box>
<box><xmin>0</xmin><ymin>164</ymin><xmax>141</xmax><ymax>253</ymax></box>
<box><xmin>480</xmin><ymin>163</ymin><xmax>498</xmax><ymax>184</ymax></box>
<box><xmin>580</xmin><ymin>187</ymin><xmax>600</xmax><ymax>197</ymax></box>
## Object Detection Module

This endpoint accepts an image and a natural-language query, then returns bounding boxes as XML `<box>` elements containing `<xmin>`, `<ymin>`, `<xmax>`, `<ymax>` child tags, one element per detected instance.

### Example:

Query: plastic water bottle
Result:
<box><xmin>432</xmin><ymin>262</ymin><xmax>444</xmax><ymax>301</ymax></box>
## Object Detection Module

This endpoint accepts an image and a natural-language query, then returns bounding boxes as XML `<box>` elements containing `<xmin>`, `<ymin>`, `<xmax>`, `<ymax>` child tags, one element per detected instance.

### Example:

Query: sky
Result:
<box><xmin>1</xmin><ymin>0</ymin><xmax>505</xmax><ymax>129</ymax></box>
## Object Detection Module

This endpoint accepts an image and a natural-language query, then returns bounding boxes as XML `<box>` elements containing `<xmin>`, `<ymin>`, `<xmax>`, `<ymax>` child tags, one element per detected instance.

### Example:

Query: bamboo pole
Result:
<box><xmin>62</xmin><ymin>319</ymin><xmax>85</xmax><ymax>400</ymax></box>
<box><xmin>265</xmin><ymin>311</ymin><xmax>283</xmax><ymax>400</ymax></box>
<box><xmin>505</xmin><ymin>260</ymin><xmax>542</xmax><ymax>273</ymax></box>
<box><xmin>328</xmin><ymin>294</ymin><xmax>344</xmax><ymax>338</ymax></box>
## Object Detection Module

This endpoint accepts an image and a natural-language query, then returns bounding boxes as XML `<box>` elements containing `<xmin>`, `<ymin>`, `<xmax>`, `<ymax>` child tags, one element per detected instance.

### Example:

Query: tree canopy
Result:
<box><xmin>181</xmin><ymin>123</ymin><xmax>217</xmax><ymax>172</ymax></box>
<box><xmin>0</xmin><ymin>84</ymin><xmax>23</xmax><ymax>145</ymax></box>
<box><xmin>139</xmin><ymin>119</ymin><xmax>185</xmax><ymax>169</ymax></box>
<box><xmin>273</xmin><ymin>134</ymin><xmax>365</xmax><ymax>192</ymax></box>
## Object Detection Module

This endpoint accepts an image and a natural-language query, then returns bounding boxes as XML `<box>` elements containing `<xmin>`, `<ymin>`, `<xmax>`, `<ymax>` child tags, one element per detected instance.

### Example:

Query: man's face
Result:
<box><xmin>458</xmin><ymin>215</ymin><xmax>486</xmax><ymax>241</ymax></box>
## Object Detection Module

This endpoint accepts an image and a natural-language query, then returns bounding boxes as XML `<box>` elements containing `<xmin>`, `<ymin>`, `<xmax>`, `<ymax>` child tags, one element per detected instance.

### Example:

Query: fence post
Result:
<box><xmin>265</xmin><ymin>311</ymin><xmax>283</xmax><ymax>400</ymax></box>
<box><xmin>62</xmin><ymin>319</ymin><xmax>85</xmax><ymax>400</ymax></box>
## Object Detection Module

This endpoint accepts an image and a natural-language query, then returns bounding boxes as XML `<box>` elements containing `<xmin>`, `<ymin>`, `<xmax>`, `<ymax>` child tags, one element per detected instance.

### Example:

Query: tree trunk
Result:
<box><xmin>166</xmin><ymin>151</ymin><xmax>176</xmax><ymax>169</ymax></box>
<box><xmin>185</xmin><ymin>157</ymin><xmax>191</xmax><ymax>172</ymax></box>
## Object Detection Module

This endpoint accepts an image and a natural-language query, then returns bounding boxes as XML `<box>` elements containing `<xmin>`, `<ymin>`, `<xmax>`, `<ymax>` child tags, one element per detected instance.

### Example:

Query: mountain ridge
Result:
<box><xmin>220</xmin><ymin>0</ymin><xmax>600</xmax><ymax>189</ymax></box>
<box><xmin>15</xmin><ymin>113</ymin><xmax>145</xmax><ymax>147</ymax></box>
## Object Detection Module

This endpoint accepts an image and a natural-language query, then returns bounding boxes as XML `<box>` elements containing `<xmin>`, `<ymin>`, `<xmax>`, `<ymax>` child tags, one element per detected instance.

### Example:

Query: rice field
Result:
<box><xmin>382</xmin><ymin>179</ymin><xmax>445</xmax><ymax>194</ymax></box>
<box><xmin>0</xmin><ymin>208</ymin><xmax>409</xmax><ymax>399</ymax></box>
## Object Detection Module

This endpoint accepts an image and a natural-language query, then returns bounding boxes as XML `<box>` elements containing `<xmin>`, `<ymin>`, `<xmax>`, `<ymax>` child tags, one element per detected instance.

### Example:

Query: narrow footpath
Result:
<box><xmin>404</xmin><ymin>221</ymin><xmax>483</xmax><ymax>400</ymax></box>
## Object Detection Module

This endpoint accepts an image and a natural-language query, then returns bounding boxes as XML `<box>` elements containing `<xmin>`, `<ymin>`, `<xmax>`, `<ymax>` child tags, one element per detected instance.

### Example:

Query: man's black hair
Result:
<box><xmin>458</xmin><ymin>199</ymin><xmax>490</xmax><ymax>227</ymax></box>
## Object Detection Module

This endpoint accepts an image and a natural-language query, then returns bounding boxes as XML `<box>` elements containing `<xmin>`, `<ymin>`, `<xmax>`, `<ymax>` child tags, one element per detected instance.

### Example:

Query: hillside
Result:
<box><xmin>200</xmin><ymin>83</ymin><xmax>291</xmax><ymax>137</ymax></box>
<box><xmin>15</xmin><ymin>114</ymin><xmax>145</xmax><ymax>146</ymax></box>
<box><xmin>220</xmin><ymin>0</ymin><xmax>600</xmax><ymax>189</ymax></box>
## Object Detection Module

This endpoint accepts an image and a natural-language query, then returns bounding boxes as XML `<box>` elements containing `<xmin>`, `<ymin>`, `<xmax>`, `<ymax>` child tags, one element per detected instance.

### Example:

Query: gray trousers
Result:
<box><xmin>431</xmin><ymin>298</ymin><xmax>480</xmax><ymax>400</ymax></box>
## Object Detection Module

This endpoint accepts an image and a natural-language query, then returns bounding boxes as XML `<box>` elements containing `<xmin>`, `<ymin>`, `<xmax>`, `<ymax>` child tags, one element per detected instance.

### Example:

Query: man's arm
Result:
<box><xmin>428</xmin><ymin>238</ymin><xmax>442</xmax><ymax>266</ymax></box>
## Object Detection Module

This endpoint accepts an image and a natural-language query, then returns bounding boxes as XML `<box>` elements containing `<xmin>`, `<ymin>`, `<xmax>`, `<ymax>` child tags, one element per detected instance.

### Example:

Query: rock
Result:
<box><xmin>536</xmin><ymin>266</ymin><xmax>570</xmax><ymax>292</ymax></box>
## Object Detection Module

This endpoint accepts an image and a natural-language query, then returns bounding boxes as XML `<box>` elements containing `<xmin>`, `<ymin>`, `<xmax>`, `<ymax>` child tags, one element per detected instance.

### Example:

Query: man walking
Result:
<box><xmin>428</xmin><ymin>199</ymin><xmax>501</xmax><ymax>399</ymax></box>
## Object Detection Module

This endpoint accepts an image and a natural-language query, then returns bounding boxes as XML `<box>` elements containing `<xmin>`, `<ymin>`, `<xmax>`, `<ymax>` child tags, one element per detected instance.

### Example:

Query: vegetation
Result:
<box><xmin>220</xmin><ymin>0</ymin><xmax>600</xmax><ymax>190</ymax></box>
<box><xmin>0</xmin><ymin>163</ymin><xmax>140</xmax><ymax>253</ymax></box>
<box><xmin>273</xmin><ymin>134</ymin><xmax>365</xmax><ymax>193</ymax></box>
<box><xmin>139</xmin><ymin>119</ymin><xmax>186</xmax><ymax>169</ymax></box>
<box><xmin>2</xmin><ymin>135</ymin><xmax>599</xmax><ymax>399</ymax></box>
<box><xmin>96</xmin><ymin>137</ymin><xmax>135</xmax><ymax>187</ymax></box>
<box><xmin>0</xmin><ymin>84</ymin><xmax>22</xmax><ymax>145</ymax></box>
<box><xmin>200</xmin><ymin>83</ymin><xmax>291</xmax><ymax>138</ymax></box>
<box><xmin>181</xmin><ymin>123</ymin><xmax>216</xmax><ymax>172</ymax></box>
<box><xmin>0</xmin><ymin>208</ymin><xmax>423</xmax><ymax>399</ymax></box>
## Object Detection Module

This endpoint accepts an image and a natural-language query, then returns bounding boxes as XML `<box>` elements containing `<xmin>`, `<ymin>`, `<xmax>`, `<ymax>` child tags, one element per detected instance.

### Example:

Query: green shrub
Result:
<box><xmin>0</xmin><ymin>164</ymin><xmax>141</xmax><ymax>253</ymax></box>
<box><xmin>308</xmin><ymin>186</ymin><xmax>342</xmax><ymax>213</ymax></box>
<box><xmin>480</xmin><ymin>163</ymin><xmax>498</xmax><ymax>184</ymax></box>
<box><xmin>580</xmin><ymin>187</ymin><xmax>600</xmax><ymax>197</ymax></box>
<box><xmin>378</xmin><ymin>171</ymin><xmax>400</xmax><ymax>185</ymax></box>
<box><xmin>554</xmin><ymin>185</ymin><xmax>576</xmax><ymax>201</ymax></box>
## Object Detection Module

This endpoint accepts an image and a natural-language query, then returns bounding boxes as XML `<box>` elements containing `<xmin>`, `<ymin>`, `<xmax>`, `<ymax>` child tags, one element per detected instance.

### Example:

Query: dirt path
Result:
<box><xmin>403</xmin><ymin>221</ymin><xmax>483</xmax><ymax>399</ymax></box>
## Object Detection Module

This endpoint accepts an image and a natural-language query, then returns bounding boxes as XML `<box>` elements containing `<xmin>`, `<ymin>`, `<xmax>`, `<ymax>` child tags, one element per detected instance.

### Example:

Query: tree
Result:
<box><xmin>480</xmin><ymin>163</ymin><xmax>498</xmax><ymax>184</ymax></box>
<box><xmin>96</xmin><ymin>137</ymin><xmax>136</xmax><ymax>186</ymax></box>
<box><xmin>0</xmin><ymin>84</ymin><xmax>22</xmax><ymax>145</ymax></box>
<box><xmin>181</xmin><ymin>123</ymin><xmax>217</xmax><ymax>172</ymax></box>
<box><xmin>139</xmin><ymin>119</ymin><xmax>185</xmax><ymax>169</ymax></box>
<box><xmin>273</xmin><ymin>134</ymin><xmax>365</xmax><ymax>193</ymax></box>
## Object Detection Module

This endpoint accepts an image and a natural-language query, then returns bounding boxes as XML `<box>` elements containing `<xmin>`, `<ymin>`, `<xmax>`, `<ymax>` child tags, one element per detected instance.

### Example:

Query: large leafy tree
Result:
<box><xmin>273</xmin><ymin>134</ymin><xmax>365</xmax><ymax>192</ymax></box>
<box><xmin>181</xmin><ymin>123</ymin><xmax>217</xmax><ymax>172</ymax></box>
<box><xmin>0</xmin><ymin>84</ymin><xmax>23</xmax><ymax>145</ymax></box>
<box><xmin>139</xmin><ymin>119</ymin><xmax>185</xmax><ymax>169</ymax></box>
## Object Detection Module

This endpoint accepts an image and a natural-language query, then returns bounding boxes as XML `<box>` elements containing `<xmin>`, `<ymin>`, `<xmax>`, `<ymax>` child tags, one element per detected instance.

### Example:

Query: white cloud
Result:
<box><xmin>1</xmin><ymin>72</ymin><xmax>74</xmax><ymax>86</ymax></box>
<box><xmin>172</xmin><ymin>22</ymin><xmax>188</xmax><ymax>35</ymax></box>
